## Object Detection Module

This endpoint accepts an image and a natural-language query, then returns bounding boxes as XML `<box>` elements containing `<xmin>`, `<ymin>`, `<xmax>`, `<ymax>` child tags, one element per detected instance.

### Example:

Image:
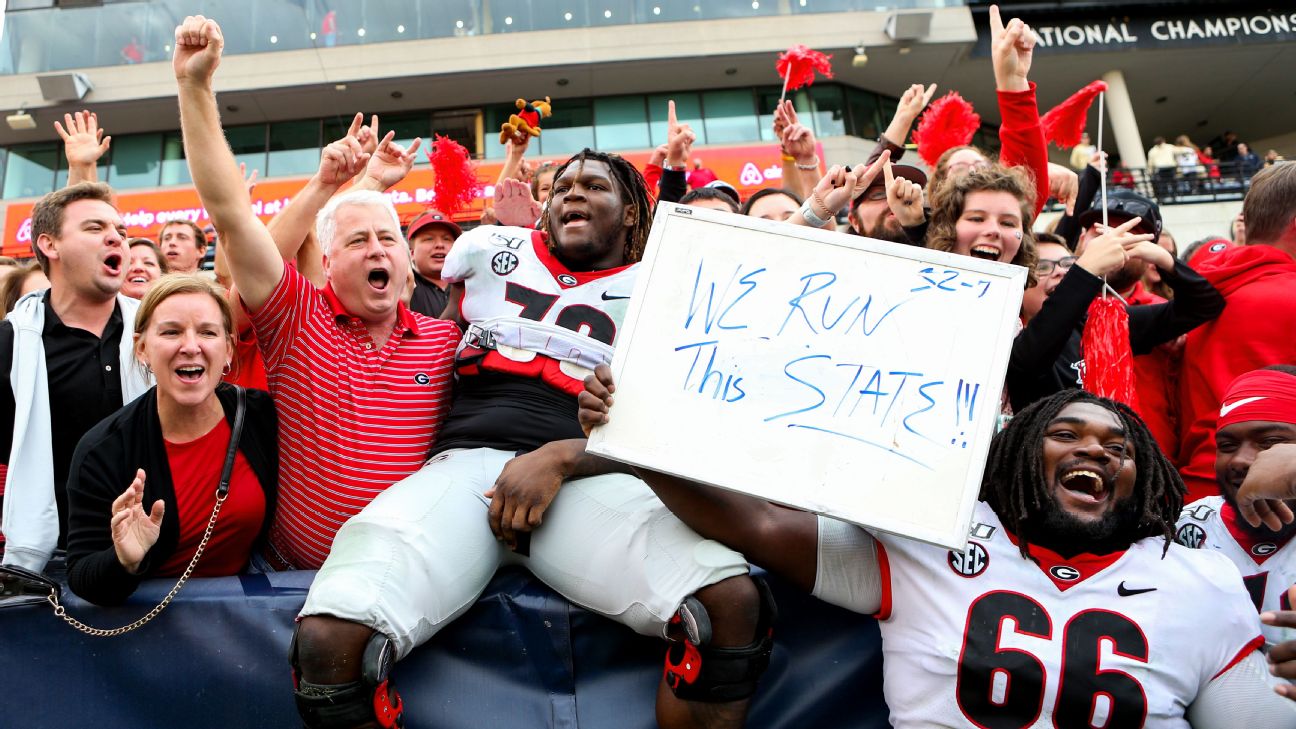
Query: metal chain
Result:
<box><xmin>47</xmin><ymin>492</ymin><xmax>228</xmax><ymax>637</ymax></box>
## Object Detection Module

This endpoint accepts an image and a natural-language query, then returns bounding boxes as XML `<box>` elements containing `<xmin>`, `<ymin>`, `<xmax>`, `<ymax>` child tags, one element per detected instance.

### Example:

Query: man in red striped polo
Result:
<box><xmin>175</xmin><ymin>18</ymin><xmax>460</xmax><ymax>570</ymax></box>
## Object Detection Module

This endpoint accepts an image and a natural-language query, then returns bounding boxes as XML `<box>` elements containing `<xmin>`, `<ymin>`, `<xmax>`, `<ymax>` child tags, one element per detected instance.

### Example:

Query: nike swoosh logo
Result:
<box><xmin>1117</xmin><ymin>581</ymin><xmax>1157</xmax><ymax>597</ymax></box>
<box><xmin>1220</xmin><ymin>396</ymin><xmax>1266</xmax><ymax>418</ymax></box>
<box><xmin>601</xmin><ymin>292</ymin><xmax>630</xmax><ymax>301</ymax></box>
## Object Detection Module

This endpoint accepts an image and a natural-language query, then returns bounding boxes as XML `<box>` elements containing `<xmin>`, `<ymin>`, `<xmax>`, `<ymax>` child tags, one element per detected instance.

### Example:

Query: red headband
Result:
<box><xmin>1217</xmin><ymin>370</ymin><xmax>1296</xmax><ymax>429</ymax></box>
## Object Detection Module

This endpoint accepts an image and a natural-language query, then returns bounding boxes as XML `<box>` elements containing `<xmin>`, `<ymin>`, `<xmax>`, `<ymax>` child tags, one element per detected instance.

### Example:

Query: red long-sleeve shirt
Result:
<box><xmin>997</xmin><ymin>82</ymin><xmax>1050</xmax><ymax>217</ymax></box>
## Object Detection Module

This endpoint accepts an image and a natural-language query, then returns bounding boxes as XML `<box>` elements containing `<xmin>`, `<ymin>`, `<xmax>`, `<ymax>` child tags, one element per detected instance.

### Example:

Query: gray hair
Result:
<box><xmin>315</xmin><ymin>190</ymin><xmax>404</xmax><ymax>256</ymax></box>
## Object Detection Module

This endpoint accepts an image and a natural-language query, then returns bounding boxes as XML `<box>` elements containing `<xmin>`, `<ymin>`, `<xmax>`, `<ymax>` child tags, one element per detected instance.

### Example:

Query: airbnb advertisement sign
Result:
<box><xmin>1</xmin><ymin>142</ymin><xmax>819</xmax><ymax>259</ymax></box>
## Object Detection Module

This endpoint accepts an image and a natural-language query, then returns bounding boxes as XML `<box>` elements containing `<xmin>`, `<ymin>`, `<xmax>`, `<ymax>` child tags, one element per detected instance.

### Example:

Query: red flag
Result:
<box><xmin>776</xmin><ymin>45</ymin><xmax>833</xmax><ymax>91</ymax></box>
<box><xmin>912</xmin><ymin>92</ymin><xmax>981</xmax><ymax>168</ymax></box>
<box><xmin>1080</xmin><ymin>297</ymin><xmax>1141</xmax><ymax>411</ymax></box>
<box><xmin>1041</xmin><ymin>80</ymin><xmax>1108</xmax><ymax>149</ymax></box>
<box><xmin>428</xmin><ymin>135</ymin><xmax>482</xmax><ymax>216</ymax></box>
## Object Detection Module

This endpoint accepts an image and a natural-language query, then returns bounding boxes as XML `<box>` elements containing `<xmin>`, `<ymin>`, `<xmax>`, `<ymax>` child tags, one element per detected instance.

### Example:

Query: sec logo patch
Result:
<box><xmin>557</xmin><ymin>273</ymin><xmax>578</xmax><ymax>286</ymax></box>
<box><xmin>491</xmin><ymin>251</ymin><xmax>519</xmax><ymax>276</ymax></box>
<box><xmin>948</xmin><ymin>542</ymin><xmax>989</xmax><ymax>578</ymax></box>
<box><xmin>1175</xmin><ymin>523</ymin><xmax>1206</xmax><ymax>549</ymax></box>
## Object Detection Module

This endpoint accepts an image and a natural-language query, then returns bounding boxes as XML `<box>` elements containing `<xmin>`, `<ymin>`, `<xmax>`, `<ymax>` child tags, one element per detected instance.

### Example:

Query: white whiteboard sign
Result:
<box><xmin>586</xmin><ymin>205</ymin><xmax>1026</xmax><ymax>549</ymax></box>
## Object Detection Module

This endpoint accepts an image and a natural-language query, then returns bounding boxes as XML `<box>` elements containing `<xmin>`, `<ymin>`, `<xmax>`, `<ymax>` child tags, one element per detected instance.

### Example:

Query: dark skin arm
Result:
<box><xmin>579</xmin><ymin>364</ymin><xmax>819</xmax><ymax>591</ymax></box>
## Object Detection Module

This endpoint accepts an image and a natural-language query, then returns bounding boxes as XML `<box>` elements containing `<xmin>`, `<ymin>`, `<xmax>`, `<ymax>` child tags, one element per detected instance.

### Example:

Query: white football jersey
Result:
<box><xmin>441</xmin><ymin>225</ymin><xmax>639</xmax><ymax>395</ymax></box>
<box><xmin>816</xmin><ymin>501</ymin><xmax>1262</xmax><ymax>728</ymax></box>
<box><xmin>1176</xmin><ymin>495</ymin><xmax>1296</xmax><ymax>646</ymax></box>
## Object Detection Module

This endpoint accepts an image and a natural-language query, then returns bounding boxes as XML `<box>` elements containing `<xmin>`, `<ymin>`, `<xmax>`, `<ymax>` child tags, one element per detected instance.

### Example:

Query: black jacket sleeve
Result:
<box><xmin>65</xmin><ymin>418</ymin><xmax>154</xmax><ymax>606</ymax></box>
<box><xmin>1007</xmin><ymin>265</ymin><xmax>1103</xmax><ymax>411</ymax></box>
<box><xmin>1054</xmin><ymin>164</ymin><xmax>1101</xmax><ymax>250</ymax></box>
<box><xmin>1126</xmin><ymin>260</ymin><xmax>1225</xmax><ymax>354</ymax></box>
<box><xmin>657</xmin><ymin>168</ymin><xmax>687</xmax><ymax>204</ymax></box>
<box><xmin>0</xmin><ymin>320</ymin><xmax>12</xmax><ymax>465</ymax></box>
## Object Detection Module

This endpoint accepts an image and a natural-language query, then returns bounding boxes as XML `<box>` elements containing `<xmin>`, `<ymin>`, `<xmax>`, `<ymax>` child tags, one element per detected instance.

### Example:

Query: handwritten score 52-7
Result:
<box><xmin>587</xmin><ymin>205</ymin><xmax>1027</xmax><ymax>549</ymax></box>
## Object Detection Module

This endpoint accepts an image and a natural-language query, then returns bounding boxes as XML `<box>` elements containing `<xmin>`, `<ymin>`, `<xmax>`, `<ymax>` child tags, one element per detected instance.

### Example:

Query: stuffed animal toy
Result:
<box><xmin>499</xmin><ymin>97</ymin><xmax>553</xmax><ymax>145</ymax></box>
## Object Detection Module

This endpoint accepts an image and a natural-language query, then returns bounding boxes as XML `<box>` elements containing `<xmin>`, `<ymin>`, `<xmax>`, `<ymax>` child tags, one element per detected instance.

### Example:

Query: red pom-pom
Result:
<box><xmin>428</xmin><ymin>135</ymin><xmax>482</xmax><ymax>215</ymax></box>
<box><xmin>1080</xmin><ymin>296</ymin><xmax>1141</xmax><ymax>410</ymax></box>
<box><xmin>1040</xmin><ymin>80</ymin><xmax>1108</xmax><ymax>149</ymax></box>
<box><xmin>776</xmin><ymin>45</ymin><xmax>833</xmax><ymax>91</ymax></box>
<box><xmin>912</xmin><ymin>92</ymin><xmax>981</xmax><ymax>168</ymax></box>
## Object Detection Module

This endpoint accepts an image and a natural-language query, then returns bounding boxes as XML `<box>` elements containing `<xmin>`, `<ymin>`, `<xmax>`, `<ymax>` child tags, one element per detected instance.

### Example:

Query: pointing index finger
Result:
<box><xmin>345</xmin><ymin>112</ymin><xmax>363</xmax><ymax>140</ymax></box>
<box><xmin>668</xmin><ymin>99</ymin><xmax>678</xmax><ymax>129</ymax></box>
<box><xmin>989</xmin><ymin>4</ymin><xmax>1005</xmax><ymax>37</ymax></box>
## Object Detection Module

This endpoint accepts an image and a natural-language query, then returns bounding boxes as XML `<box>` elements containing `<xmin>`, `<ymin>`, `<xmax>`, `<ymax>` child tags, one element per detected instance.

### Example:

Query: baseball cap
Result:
<box><xmin>1076</xmin><ymin>189</ymin><xmax>1162</xmax><ymax>238</ymax></box>
<box><xmin>406</xmin><ymin>208</ymin><xmax>463</xmax><ymax>240</ymax></box>
<box><xmin>853</xmin><ymin>163</ymin><xmax>927</xmax><ymax>209</ymax></box>
<box><xmin>705</xmin><ymin>180</ymin><xmax>741</xmax><ymax>205</ymax></box>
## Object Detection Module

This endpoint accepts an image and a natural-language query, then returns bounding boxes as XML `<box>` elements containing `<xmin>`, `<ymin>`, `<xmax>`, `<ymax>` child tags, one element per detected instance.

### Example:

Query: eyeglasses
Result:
<box><xmin>858</xmin><ymin>188</ymin><xmax>887</xmax><ymax>203</ymax></box>
<box><xmin>1034</xmin><ymin>256</ymin><xmax>1077</xmax><ymax>275</ymax></box>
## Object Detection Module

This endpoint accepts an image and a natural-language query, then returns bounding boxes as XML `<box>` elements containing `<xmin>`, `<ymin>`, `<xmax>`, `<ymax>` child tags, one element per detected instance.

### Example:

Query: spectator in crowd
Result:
<box><xmin>174</xmin><ymin>17</ymin><xmax>460</xmax><ymax>570</ymax></box>
<box><xmin>294</xmin><ymin>144</ymin><xmax>767</xmax><ymax>729</ymax></box>
<box><xmin>0</xmin><ymin>262</ymin><xmax>50</xmax><ymax>315</ymax></box>
<box><xmin>1200</xmin><ymin>146</ymin><xmax>1221</xmax><ymax>181</ymax></box>
<box><xmin>1232</xmin><ymin>211</ymin><xmax>1248</xmax><ymax>245</ymax></box>
<box><xmin>0</xmin><ymin>182</ymin><xmax>153</xmax><ymax>573</ymax></box>
<box><xmin>1069</xmin><ymin>131</ymin><xmax>1094</xmax><ymax>171</ymax></box>
<box><xmin>850</xmin><ymin>157</ymin><xmax>926</xmax><ymax>244</ymax></box>
<box><xmin>1176</xmin><ymin>163</ymin><xmax>1296</xmax><ymax>502</ymax></box>
<box><xmin>687</xmin><ymin>158</ymin><xmax>718</xmax><ymax>190</ymax></box>
<box><xmin>742</xmin><ymin>187</ymin><xmax>802</xmax><ymax>221</ymax></box>
<box><xmin>1266</xmin><ymin>149</ymin><xmax>1287</xmax><ymax>166</ymax></box>
<box><xmin>579</xmin><ymin>375</ymin><xmax>1296</xmax><ymax>725</ymax></box>
<box><xmin>1237</xmin><ymin>143</ymin><xmax>1262</xmax><ymax>178</ymax></box>
<box><xmin>1175</xmin><ymin>366</ymin><xmax>1296</xmax><ymax>647</ymax></box>
<box><xmin>678</xmin><ymin>187</ymin><xmax>740</xmax><ymax>214</ymax></box>
<box><xmin>1142</xmin><ymin>227</ymin><xmax>1178</xmax><ymax>300</ymax></box>
<box><xmin>1183</xmin><ymin>237</ymin><xmax>1234</xmax><ymax>269</ymax></box>
<box><xmin>1007</xmin><ymin>190</ymin><xmax>1223</xmax><ymax>443</ymax></box>
<box><xmin>65</xmin><ymin>275</ymin><xmax>277</xmax><ymax>605</ymax></box>
<box><xmin>1174</xmin><ymin>135</ymin><xmax>1204</xmax><ymax>190</ymax></box>
<box><xmin>1111</xmin><ymin>157</ymin><xmax>1136</xmax><ymax>190</ymax></box>
<box><xmin>1147</xmin><ymin>136</ymin><xmax>1179</xmax><ymax>197</ymax></box>
<box><xmin>404</xmin><ymin>208</ymin><xmax>460</xmax><ymax>318</ymax></box>
<box><xmin>159</xmin><ymin>220</ymin><xmax>209</xmax><ymax>274</ymax></box>
<box><xmin>1215</xmin><ymin>130</ymin><xmax>1242</xmax><ymax>163</ymax></box>
<box><xmin>122</xmin><ymin>238</ymin><xmax>167</xmax><ymax>300</ymax></box>
<box><xmin>920</xmin><ymin>164</ymin><xmax>1039</xmax><ymax>274</ymax></box>
<box><xmin>1020</xmin><ymin>232</ymin><xmax>1073</xmax><ymax>323</ymax></box>
<box><xmin>532</xmin><ymin>161</ymin><xmax>558</xmax><ymax>202</ymax></box>
<box><xmin>705</xmin><ymin>180</ymin><xmax>742</xmax><ymax>206</ymax></box>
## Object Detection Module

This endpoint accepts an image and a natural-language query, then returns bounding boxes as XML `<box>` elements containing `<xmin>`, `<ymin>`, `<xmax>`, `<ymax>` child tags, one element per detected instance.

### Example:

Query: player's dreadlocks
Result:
<box><xmin>981</xmin><ymin>389</ymin><xmax>1185</xmax><ymax>560</ymax></box>
<box><xmin>539</xmin><ymin>149</ymin><xmax>655</xmax><ymax>264</ymax></box>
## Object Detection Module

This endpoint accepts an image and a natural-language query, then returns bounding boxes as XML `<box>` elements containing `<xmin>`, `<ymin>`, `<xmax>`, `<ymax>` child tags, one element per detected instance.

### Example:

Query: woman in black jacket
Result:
<box><xmin>66</xmin><ymin>274</ymin><xmax>277</xmax><ymax>606</ymax></box>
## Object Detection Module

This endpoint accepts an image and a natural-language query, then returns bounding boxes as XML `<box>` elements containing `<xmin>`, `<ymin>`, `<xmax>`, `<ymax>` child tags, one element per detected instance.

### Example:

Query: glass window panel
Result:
<box><xmin>487</xmin><ymin>0</ymin><xmax>534</xmax><ymax>33</ymax></box>
<box><xmin>701</xmin><ymin>89</ymin><xmax>758</xmax><ymax>144</ymax></box>
<box><xmin>699</xmin><ymin>0</ymin><xmax>778</xmax><ymax>20</ymax></box>
<box><xmin>589</xmin><ymin>0</ymin><xmax>637</xmax><ymax>27</ymax></box>
<box><xmin>634</xmin><ymin>1</ymin><xmax>702</xmax><ymax>23</ymax></box>
<box><xmin>593</xmin><ymin>96</ymin><xmax>650</xmax><ymax>151</ymax></box>
<box><xmin>3</xmin><ymin>143</ymin><xmax>58</xmax><ymax>199</ymax></box>
<box><xmin>55</xmin><ymin>158</ymin><xmax>108</xmax><ymax>189</ymax></box>
<box><xmin>845</xmin><ymin>87</ymin><xmax>881</xmax><ymax>140</ymax></box>
<box><xmin>648</xmin><ymin>93</ymin><xmax>703</xmax><ymax>147</ymax></box>
<box><xmin>268</xmin><ymin>121</ymin><xmax>322</xmax><ymax>178</ymax></box>
<box><xmin>107</xmin><ymin>133</ymin><xmax>163</xmax><ymax>190</ymax></box>
<box><xmin>432</xmin><ymin>109</ymin><xmax>482</xmax><ymax>158</ymax></box>
<box><xmin>417</xmin><ymin>0</ymin><xmax>478</xmax><ymax>39</ymax></box>
<box><xmin>755</xmin><ymin>89</ymin><xmax>810</xmax><ymax>144</ymax></box>
<box><xmin>160</xmin><ymin>132</ymin><xmax>190</xmax><ymax>186</ymax></box>
<box><xmin>809</xmin><ymin>85</ymin><xmax>847</xmax><ymax>138</ymax></box>
<box><xmin>482</xmin><ymin>104</ymin><xmax>522</xmax><ymax>160</ymax></box>
<box><xmin>227</xmin><ymin>124</ymin><xmax>269</xmax><ymax>178</ymax></box>
<box><xmin>538</xmin><ymin>100</ymin><xmax>595</xmax><ymax>157</ymax></box>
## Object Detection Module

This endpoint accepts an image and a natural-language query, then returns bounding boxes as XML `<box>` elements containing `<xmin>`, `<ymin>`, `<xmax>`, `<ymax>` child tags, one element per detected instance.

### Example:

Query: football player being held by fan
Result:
<box><xmin>580</xmin><ymin>376</ymin><xmax>1296</xmax><ymax>726</ymax></box>
<box><xmin>1175</xmin><ymin>366</ymin><xmax>1296</xmax><ymax>647</ymax></box>
<box><xmin>292</xmin><ymin>148</ymin><xmax>772</xmax><ymax>729</ymax></box>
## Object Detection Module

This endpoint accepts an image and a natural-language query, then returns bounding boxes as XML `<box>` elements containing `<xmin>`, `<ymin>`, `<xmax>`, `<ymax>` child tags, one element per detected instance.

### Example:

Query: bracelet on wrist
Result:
<box><xmin>799</xmin><ymin>198</ymin><xmax>830</xmax><ymax>228</ymax></box>
<box><xmin>795</xmin><ymin>156</ymin><xmax>820</xmax><ymax>171</ymax></box>
<box><xmin>811</xmin><ymin>190</ymin><xmax>834</xmax><ymax>222</ymax></box>
<box><xmin>663</xmin><ymin>163</ymin><xmax>687</xmax><ymax>172</ymax></box>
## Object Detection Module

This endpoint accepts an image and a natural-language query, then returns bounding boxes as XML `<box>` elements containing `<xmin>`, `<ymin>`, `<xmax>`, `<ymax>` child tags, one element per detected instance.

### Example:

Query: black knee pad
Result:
<box><xmin>290</xmin><ymin>625</ymin><xmax>404</xmax><ymax>729</ymax></box>
<box><xmin>664</xmin><ymin>576</ymin><xmax>778</xmax><ymax>703</ymax></box>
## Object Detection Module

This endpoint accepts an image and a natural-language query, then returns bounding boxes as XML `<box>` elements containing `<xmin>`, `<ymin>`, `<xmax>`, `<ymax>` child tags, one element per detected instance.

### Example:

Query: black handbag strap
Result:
<box><xmin>218</xmin><ymin>385</ymin><xmax>247</xmax><ymax>498</ymax></box>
